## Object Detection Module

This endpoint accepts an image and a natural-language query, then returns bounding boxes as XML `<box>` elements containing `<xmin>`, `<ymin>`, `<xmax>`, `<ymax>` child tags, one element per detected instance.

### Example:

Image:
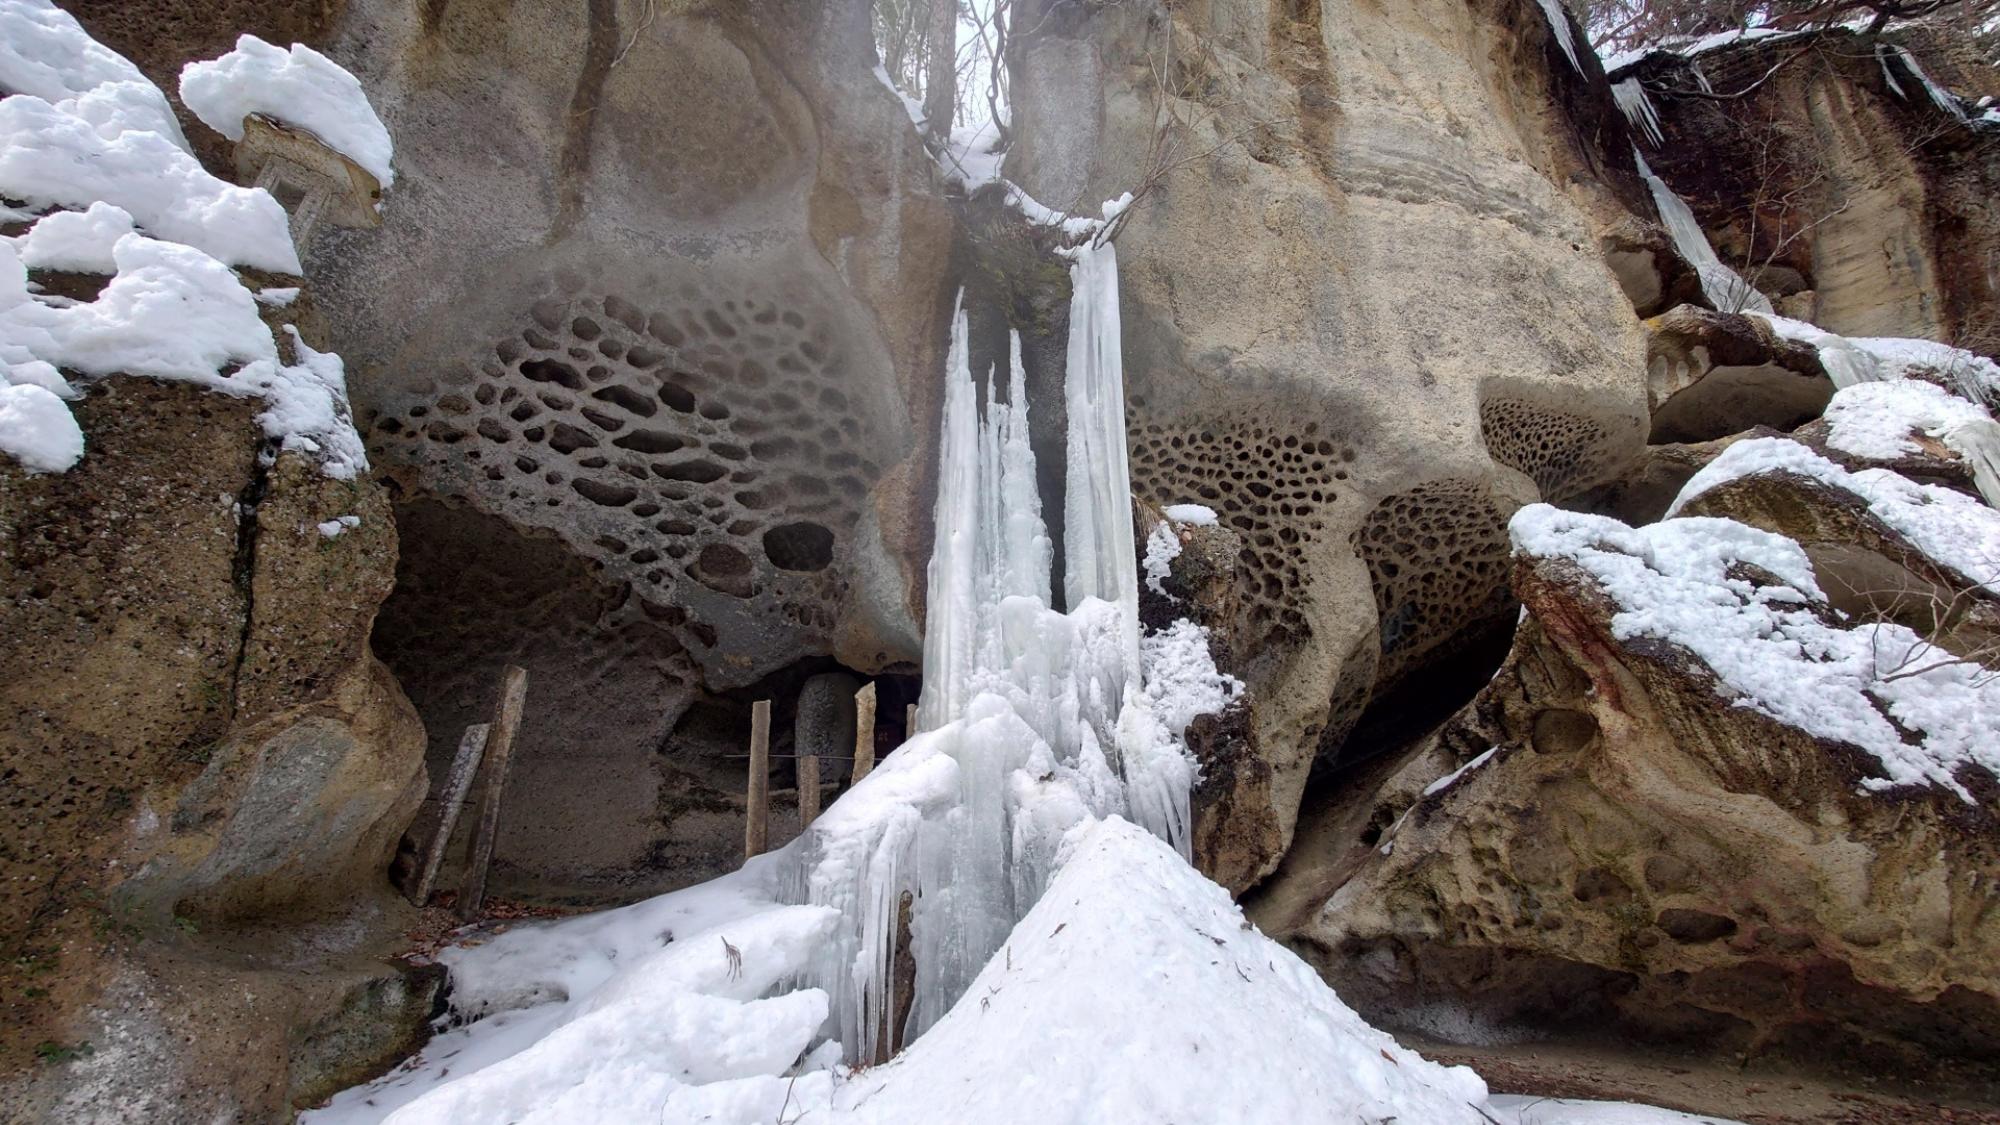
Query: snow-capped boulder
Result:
<box><xmin>1258</xmin><ymin>500</ymin><xmax>2000</xmax><ymax>1081</ymax></box>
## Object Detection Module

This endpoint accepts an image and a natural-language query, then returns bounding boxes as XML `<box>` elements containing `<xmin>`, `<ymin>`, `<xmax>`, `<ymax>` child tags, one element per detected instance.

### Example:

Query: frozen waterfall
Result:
<box><xmin>787</xmin><ymin>240</ymin><xmax>1204</xmax><ymax>1062</ymax></box>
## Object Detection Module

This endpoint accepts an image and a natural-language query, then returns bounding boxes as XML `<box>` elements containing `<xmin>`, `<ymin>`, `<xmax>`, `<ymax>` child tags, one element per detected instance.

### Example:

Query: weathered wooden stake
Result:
<box><xmin>853</xmin><ymin>681</ymin><xmax>878</xmax><ymax>781</ymax></box>
<box><xmin>797</xmin><ymin>751</ymin><xmax>822</xmax><ymax>829</ymax></box>
<box><xmin>458</xmin><ymin>665</ymin><xmax>528</xmax><ymax>919</ymax></box>
<box><xmin>745</xmin><ymin>699</ymin><xmax>771</xmax><ymax>858</ymax></box>
<box><xmin>410</xmin><ymin>722</ymin><xmax>489</xmax><ymax>907</ymax></box>
<box><xmin>906</xmin><ymin>702</ymin><xmax>919</xmax><ymax>743</ymax></box>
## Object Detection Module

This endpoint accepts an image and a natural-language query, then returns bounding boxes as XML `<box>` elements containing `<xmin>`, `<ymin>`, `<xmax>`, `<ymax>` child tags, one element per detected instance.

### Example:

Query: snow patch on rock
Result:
<box><xmin>1513</xmin><ymin>503</ymin><xmax>2000</xmax><ymax>799</ymax></box>
<box><xmin>179</xmin><ymin>35</ymin><xmax>395</xmax><ymax>186</ymax></box>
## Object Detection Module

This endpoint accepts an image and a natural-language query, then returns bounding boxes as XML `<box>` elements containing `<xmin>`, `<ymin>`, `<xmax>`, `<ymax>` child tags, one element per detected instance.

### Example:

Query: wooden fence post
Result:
<box><xmin>853</xmin><ymin>681</ymin><xmax>877</xmax><ymax>781</ymax></box>
<box><xmin>410</xmin><ymin>722</ymin><xmax>488</xmax><ymax>907</ymax></box>
<box><xmin>458</xmin><ymin>665</ymin><xmax>527</xmax><ymax>919</ymax></box>
<box><xmin>797</xmin><ymin>751</ymin><xmax>821</xmax><ymax>829</ymax></box>
<box><xmin>745</xmin><ymin>699</ymin><xmax>771</xmax><ymax>858</ymax></box>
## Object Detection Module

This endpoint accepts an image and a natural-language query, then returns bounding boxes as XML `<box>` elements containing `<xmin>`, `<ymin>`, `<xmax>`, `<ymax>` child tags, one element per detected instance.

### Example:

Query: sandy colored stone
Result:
<box><xmin>1255</xmin><ymin>510</ymin><xmax>2000</xmax><ymax>1082</ymax></box>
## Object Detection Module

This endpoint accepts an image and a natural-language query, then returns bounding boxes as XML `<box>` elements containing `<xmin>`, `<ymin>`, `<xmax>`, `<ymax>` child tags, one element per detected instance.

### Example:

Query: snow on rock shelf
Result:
<box><xmin>1513</xmin><ymin>502</ymin><xmax>2000</xmax><ymax>799</ymax></box>
<box><xmin>0</xmin><ymin>0</ymin><xmax>188</xmax><ymax>149</ymax></box>
<box><xmin>0</xmin><ymin>82</ymin><xmax>299</xmax><ymax>273</ymax></box>
<box><xmin>0</xmin><ymin>5</ymin><xmax>369</xmax><ymax>480</ymax></box>
<box><xmin>180</xmin><ymin>35</ymin><xmax>396</xmax><ymax>187</ymax></box>
<box><xmin>1671</xmin><ymin>436</ymin><xmax>2000</xmax><ymax>595</ymax></box>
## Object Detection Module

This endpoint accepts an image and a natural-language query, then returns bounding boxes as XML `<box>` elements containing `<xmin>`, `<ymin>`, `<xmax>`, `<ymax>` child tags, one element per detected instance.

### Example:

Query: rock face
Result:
<box><xmin>1622</xmin><ymin>29</ymin><xmax>2000</xmax><ymax>352</ymax></box>
<box><xmin>284</xmin><ymin>0</ymin><xmax>959</xmax><ymax>896</ymax></box>
<box><xmin>1642</xmin><ymin>306</ymin><xmax>1831</xmax><ymax>443</ymax></box>
<box><xmin>1011</xmin><ymin>0</ymin><xmax>1651</xmax><ymax>885</ymax></box>
<box><xmin>1256</xmin><ymin>484</ymin><xmax>2000</xmax><ymax>1080</ymax></box>
<box><xmin>0</xmin><ymin>378</ymin><xmax>431</xmax><ymax>1118</ymax></box>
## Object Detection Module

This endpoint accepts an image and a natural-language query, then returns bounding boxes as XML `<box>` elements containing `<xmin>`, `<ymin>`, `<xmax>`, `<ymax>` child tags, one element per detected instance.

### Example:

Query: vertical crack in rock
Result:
<box><xmin>552</xmin><ymin>0</ymin><xmax>619</xmax><ymax>238</ymax></box>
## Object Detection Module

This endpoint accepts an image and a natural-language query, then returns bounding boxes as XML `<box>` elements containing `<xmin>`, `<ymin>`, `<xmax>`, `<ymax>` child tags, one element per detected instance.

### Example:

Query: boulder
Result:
<box><xmin>0</xmin><ymin>378</ymin><xmax>428</xmax><ymax>1114</ymax></box>
<box><xmin>1256</xmin><ymin>499</ymin><xmax>2000</xmax><ymax>1081</ymax></box>
<box><xmin>1643</xmin><ymin>305</ymin><xmax>1831</xmax><ymax>443</ymax></box>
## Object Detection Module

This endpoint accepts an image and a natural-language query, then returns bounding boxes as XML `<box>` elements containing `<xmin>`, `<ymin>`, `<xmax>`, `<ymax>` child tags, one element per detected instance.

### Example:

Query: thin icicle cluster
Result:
<box><xmin>787</xmin><ymin>241</ymin><xmax>1219</xmax><ymax>1063</ymax></box>
<box><xmin>1612</xmin><ymin>78</ymin><xmax>1664</xmax><ymax>147</ymax></box>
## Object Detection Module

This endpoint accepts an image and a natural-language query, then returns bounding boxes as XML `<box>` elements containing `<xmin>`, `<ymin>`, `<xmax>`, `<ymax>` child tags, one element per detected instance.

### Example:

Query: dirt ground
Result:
<box><xmin>1411</xmin><ymin>1034</ymin><xmax>2000</xmax><ymax>1124</ymax></box>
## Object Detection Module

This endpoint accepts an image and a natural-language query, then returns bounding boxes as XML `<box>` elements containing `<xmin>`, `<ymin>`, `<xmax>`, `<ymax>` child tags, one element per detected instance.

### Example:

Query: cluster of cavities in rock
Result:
<box><xmin>1127</xmin><ymin>406</ymin><xmax>1353</xmax><ymax>644</ymax></box>
<box><xmin>364</xmin><ymin>279</ymin><xmax>883</xmax><ymax>655</ymax></box>
<box><xmin>1352</xmin><ymin>479</ymin><xmax>1514</xmax><ymax>686</ymax></box>
<box><xmin>1479</xmin><ymin>396</ymin><xmax>1617</xmax><ymax>504</ymax></box>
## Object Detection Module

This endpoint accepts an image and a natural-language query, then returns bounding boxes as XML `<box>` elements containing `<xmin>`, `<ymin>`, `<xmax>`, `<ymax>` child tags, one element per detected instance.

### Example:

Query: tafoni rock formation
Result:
<box><xmin>2</xmin><ymin>0</ymin><xmax>1997</xmax><ymax>1122</ymax></box>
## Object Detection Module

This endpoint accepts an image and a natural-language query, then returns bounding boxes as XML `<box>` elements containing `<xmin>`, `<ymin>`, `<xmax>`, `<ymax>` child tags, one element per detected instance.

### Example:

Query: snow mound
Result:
<box><xmin>1513</xmin><ymin>503</ymin><xmax>2000</xmax><ymax>799</ymax></box>
<box><xmin>0</xmin><ymin>380</ymin><xmax>81</xmax><ymax>472</ymax></box>
<box><xmin>180</xmin><ymin>35</ymin><xmax>395</xmax><ymax>186</ymax></box>
<box><xmin>823</xmin><ymin>817</ymin><xmax>1493</xmax><ymax>1124</ymax></box>
<box><xmin>4</xmin><ymin>199</ymin><xmax>134</xmax><ymax>273</ymax></box>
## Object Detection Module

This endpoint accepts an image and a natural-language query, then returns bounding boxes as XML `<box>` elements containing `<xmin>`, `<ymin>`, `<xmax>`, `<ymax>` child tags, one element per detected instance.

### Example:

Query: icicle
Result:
<box><xmin>1613</xmin><ymin>78</ymin><xmax>1664</xmax><ymax>148</ymax></box>
<box><xmin>1889</xmin><ymin>45</ymin><xmax>1970</xmax><ymax>123</ymax></box>
<box><xmin>1943</xmin><ymin>421</ymin><xmax>2000</xmax><ymax>509</ymax></box>
<box><xmin>1634</xmin><ymin>149</ymin><xmax>1774</xmax><ymax>316</ymax></box>
<box><xmin>1533</xmin><ymin>0</ymin><xmax>1583</xmax><ymax>74</ymax></box>
<box><xmin>1877</xmin><ymin>44</ymin><xmax>1909</xmax><ymax>99</ymax></box>
<box><xmin>1061</xmin><ymin>241</ymin><xmax>1140</xmax><ymax>651</ymax></box>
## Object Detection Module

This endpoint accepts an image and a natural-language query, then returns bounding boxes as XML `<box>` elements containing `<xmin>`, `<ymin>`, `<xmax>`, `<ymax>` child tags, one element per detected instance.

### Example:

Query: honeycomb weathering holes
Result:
<box><xmin>1354</xmin><ymin>479</ymin><xmax>1512</xmax><ymax>682</ymax></box>
<box><xmin>371</xmin><ymin>288</ymin><xmax>880</xmax><ymax>643</ymax></box>
<box><xmin>1480</xmin><ymin>398</ymin><xmax>1615</xmax><ymax>504</ymax></box>
<box><xmin>1128</xmin><ymin>411</ymin><xmax>1350</xmax><ymax>644</ymax></box>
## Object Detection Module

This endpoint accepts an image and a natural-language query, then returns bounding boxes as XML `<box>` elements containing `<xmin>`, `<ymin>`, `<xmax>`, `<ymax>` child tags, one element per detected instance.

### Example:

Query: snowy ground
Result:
<box><xmin>307</xmin><ymin>819</ymin><xmax>1741</xmax><ymax>1125</ymax></box>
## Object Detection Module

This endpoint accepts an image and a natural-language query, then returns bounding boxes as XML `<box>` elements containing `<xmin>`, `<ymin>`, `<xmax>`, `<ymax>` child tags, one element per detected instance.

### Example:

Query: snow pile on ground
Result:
<box><xmin>1671</xmin><ymin>436</ymin><xmax>2000</xmax><ymax>593</ymax></box>
<box><xmin>308</xmin><ymin>819</ymin><xmax>1738</xmax><ymax>1125</ymax></box>
<box><xmin>1513</xmin><ymin>502</ymin><xmax>2000</xmax><ymax>798</ymax></box>
<box><xmin>180</xmin><ymin>35</ymin><xmax>394</xmax><ymax>186</ymax></box>
<box><xmin>0</xmin><ymin>1</ymin><xmax>370</xmax><ymax>478</ymax></box>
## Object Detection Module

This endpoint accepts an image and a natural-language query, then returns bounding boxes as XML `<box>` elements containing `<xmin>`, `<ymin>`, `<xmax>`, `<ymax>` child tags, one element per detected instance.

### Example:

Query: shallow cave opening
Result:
<box><xmin>650</xmin><ymin>660</ymin><xmax>922</xmax><ymax>876</ymax></box>
<box><xmin>1314</xmin><ymin>614</ymin><xmax>1518</xmax><ymax>791</ymax></box>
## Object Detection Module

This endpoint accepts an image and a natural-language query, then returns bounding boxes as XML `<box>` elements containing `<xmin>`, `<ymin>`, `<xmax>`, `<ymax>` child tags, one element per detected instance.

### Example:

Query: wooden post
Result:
<box><xmin>906</xmin><ymin>702</ymin><xmax>919</xmax><ymax>742</ymax></box>
<box><xmin>853</xmin><ymin>682</ymin><xmax>878</xmax><ymax>781</ymax></box>
<box><xmin>410</xmin><ymin>722</ymin><xmax>488</xmax><ymax>907</ymax></box>
<box><xmin>745</xmin><ymin>699</ymin><xmax>771</xmax><ymax>858</ymax></box>
<box><xmin>458</xmin><ymin>665</ymin><xmax>528</xmax><ymax>919</ymax></box>
<box><xmin>797</xmin><ymin>751</ymin><xmax>821</xmax><ymax>829</ymax></box>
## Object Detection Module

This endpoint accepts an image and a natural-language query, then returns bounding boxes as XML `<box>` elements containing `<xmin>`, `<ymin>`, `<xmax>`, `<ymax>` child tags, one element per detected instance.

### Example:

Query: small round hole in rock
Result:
<box><xmin>763</xmin><ymin>522</ymin><xmax>834</xmax><ymax>571</ymax></box>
